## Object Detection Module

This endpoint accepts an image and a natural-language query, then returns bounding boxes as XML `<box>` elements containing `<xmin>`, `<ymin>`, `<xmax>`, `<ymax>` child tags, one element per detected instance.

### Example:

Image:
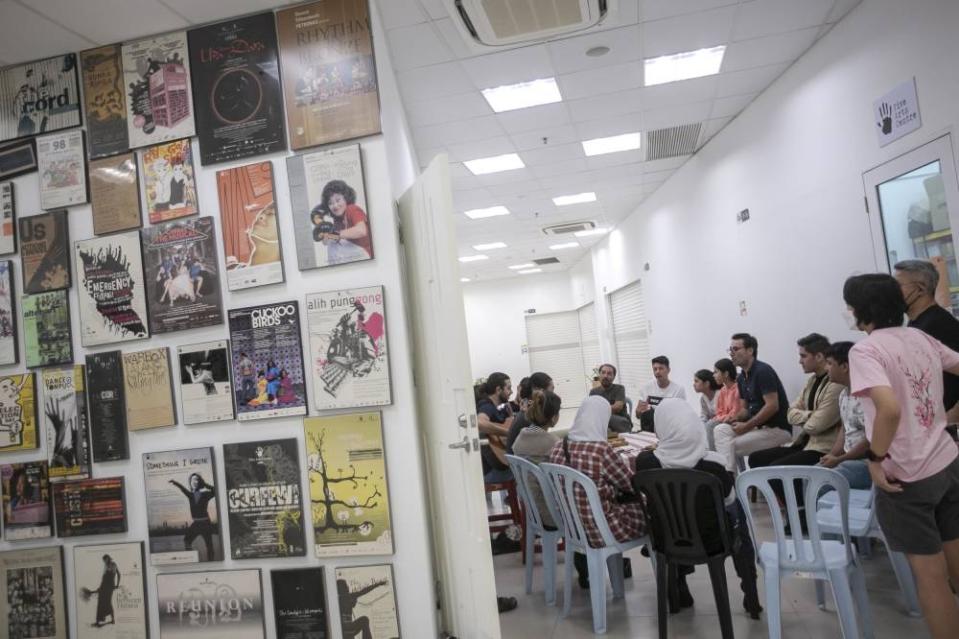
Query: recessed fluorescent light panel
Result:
<box><xmin>581</xmin><ymin>132</ymin><xmax>641</xmax><ymax>157</ymax></box>
<box><xmin>644</xmin><ymin>45</ymin><xmax>726</xmax><ymax>86</ymax></box>
<box><xmin>472</xmin><ymin>242</ymin><xmax>507</xmax><ymax>250</ymax></box>
<box><xmin>574</xmin><ymin>227</ymin><xmax>609</xmax><ymax>237</ymax></box>
<box><xmin>464</xmin><ymin>153</ymin><xmax>525</xmax><ymax>175</ymax></box>
<box><xmin>464</xmin><ymin>206</ymin><xmax>511</xmax><ymax>220</ymax></box>
<box><xmin>518</xmin><ymin>268</ymin><xmax>542</xmax><ymax>274</ymax></box>
<box><xmin>482</xmin><ymin>77</ymin><xmax>562</xmax><ymax>112</ymax></box>
<box><xmin>508</xmin><ymin>263</ymin><xmax>535</xmax><ymax>270</ymax></box>
<box><xmin>460</xmin><ymin>277</ymin><xmax>471</xmax><ymax>283</ymax></box>
<box><xmin>553</xmin><ymin>192</ymin><xmax>596</xmax><ymax>206</ymax></box>
<box><xmin>458</xmin><ymin>255</ymin><xmax>489</xmax><ymax>263</ymax></box>
<box><xmin>550</xmin><ymin>242</ymin><xmax>580</xmax><ymax>250</ymax></box>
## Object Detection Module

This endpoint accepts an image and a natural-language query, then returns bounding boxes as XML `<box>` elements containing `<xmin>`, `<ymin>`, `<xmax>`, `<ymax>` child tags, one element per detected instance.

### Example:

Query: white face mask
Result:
<box><xmin>841</xmin><ymin>308</ymin><xmax>859</xmax><ymax>331</ymax></box>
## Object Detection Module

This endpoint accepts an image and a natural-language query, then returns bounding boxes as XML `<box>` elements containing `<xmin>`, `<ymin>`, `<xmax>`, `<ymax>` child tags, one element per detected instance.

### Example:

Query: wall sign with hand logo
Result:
<box><xmin>873</xmin><ymin>78</ymin><xmax>921</xmax><ymax>147</ymax></box>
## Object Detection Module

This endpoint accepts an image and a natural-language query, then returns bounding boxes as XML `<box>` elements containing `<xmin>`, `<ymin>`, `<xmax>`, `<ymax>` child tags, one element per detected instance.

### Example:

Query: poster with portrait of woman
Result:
<box><xmin>288</xmin><ymin>144</ymin><xmax>372</xmax><ymax>271</ymax></box>
<box><xmin>73</xmin><ymin>542</ymin><xmax>147</xmax><ymax>639</ymax></box>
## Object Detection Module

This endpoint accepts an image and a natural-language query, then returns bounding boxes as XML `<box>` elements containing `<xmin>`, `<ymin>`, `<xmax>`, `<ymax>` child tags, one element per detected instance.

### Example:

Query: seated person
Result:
<box><xmin>635</xmin><ymin>355</ymin><xmax>687</xmax><ymax>431</ymax></box>
<box><xmin>694</xmin><ymin>369</ymin><xmax>720</xmax><ymax>423</ymax></box>
<box><xmin>818</xmin><ymin>341</ymin><xmax>871</xmax><ymax>489</ymax></box>
<box><xmin>505</xmin><ymin>372</ymin><xmax>553</xmax><ymax>453</ymax></box>
<box><xmin>513</xmin><ymin>390</ymin><xmax>562</xmax><ymax>528</ymax></box>
<box><xmin>509</xmin><ymin>376</ymin><xmax>530</xmax><ymax>414</ymax></box>
<box><xmin>589</xmin><ymin>363</ymin><xmax>632</xmax><ymax>433</ymax></box>
<box><xmin>475</xmin><ymin>372</ymin><xmax>514</xmax><ymax>483</ymax></box>
<box><xmin>633</xmin><ymin>399</ymin><xmax>762</xmax><ymax>618</ymax></box>
<box><xmin>707</xmin><ymin>358</ymin><xmax>742</xmax><ymax>450</ymax></box>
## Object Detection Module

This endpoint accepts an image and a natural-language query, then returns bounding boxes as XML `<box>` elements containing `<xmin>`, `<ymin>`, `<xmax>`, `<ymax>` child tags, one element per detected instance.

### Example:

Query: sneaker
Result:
<box><xmin>497</xmin><ymin>596</ymin><xmax>518</xmax><ymax>613</ymax></box>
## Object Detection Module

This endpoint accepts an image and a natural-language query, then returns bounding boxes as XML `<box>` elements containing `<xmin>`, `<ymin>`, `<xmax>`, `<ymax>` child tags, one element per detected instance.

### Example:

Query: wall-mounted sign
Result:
<box><xmin>873</xmin><ymin>78</ymin><xmax>921</xmax><ymax>147</ymax></box>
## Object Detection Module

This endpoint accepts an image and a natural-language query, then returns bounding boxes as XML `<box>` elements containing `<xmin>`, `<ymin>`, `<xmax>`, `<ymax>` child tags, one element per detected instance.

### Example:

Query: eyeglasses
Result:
<box><xmin>728</xmin><ymin>346</ymin><xmax>743</xmax><ymax>354</ymax></box>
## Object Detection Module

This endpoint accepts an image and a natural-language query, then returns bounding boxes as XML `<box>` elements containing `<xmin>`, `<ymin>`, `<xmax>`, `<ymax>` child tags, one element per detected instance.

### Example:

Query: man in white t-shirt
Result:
<box><xmin>635</xmin><ymin>356</ymin><xmax>686</xmax><ymax>430</ymax></box>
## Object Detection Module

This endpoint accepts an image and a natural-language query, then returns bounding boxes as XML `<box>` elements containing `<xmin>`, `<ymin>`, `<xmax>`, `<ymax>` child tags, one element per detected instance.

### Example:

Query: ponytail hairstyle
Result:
<box><xmin>695</xmin><ymin>368</ymin><xmax>721</xmax><ymax>391</ymax></box>
<box><xmin>527</xmin><ymin>390</ymin><xmax>562</xmax><ymax>428</ymax></box>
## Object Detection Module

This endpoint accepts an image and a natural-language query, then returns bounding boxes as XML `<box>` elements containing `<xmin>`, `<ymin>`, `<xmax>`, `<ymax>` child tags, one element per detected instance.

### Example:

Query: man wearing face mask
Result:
<box><xmin>894</xmin><ymin>260</ymin><xmax>959</xmax><ymax>441</ymax></box>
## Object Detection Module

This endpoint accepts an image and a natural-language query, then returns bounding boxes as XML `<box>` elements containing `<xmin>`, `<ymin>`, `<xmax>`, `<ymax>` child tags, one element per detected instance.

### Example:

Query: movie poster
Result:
<box><xmin>85</xmin><ymin>351</ymin><xmax>128</xmax><ymax>462</ymax></box>
<box><xmin>42</xmin><ymin>366</ymin><xmax>90</xmax><ymax>483</ymax></box>
<box><xmin>156</xmin><ymin>569</ymin><xmax>265</xmax><ymax>638</ymax></box>
<box><xmin>334</xmin><ymin>565</ymin><xmax>399</xmax><ymax>639</ymax></box>
<box><xmin>277</xmin><ymin>1</ymin><xmax>380</xmax><ymax>150</ymax></box>
<box><xmin>122</xmin><ymin>347</ymin><xmax>176</xmax><ymax>431</ymax></box>
<box><xmin>0</xmin><ymin>53</ymin><xmax>81</xmax><ymax>143</ymax></box>
<box><xmin>19</xmin><ymin>210</ymin><xmax>70</xmax><ymax>294</ymax></box>
<box><xmin>217</xmin><ymin>162</ymin><xmax>284</xmax><ymax>290</ymax></box>
<box><xmin>224</xmin><ymin>438</ymin><xmax>306</xmax><ymax>559</ymax></box>
<box><xmin>143</xmin><ymin>446</ymin><xmax>223</xmax><ymax>565</ymax></box>
<box><xmin>23</xmin><ymin>291</ymin><xmax>73</xmax><ymax>369</ymax></box>
<box><xmin>0</xmin><ymin>261</ymin><xmax>17</xmax><ymax>366</ymax></box>
<box><xmin>73</xmin><ymin>542</ymin><xmax>148</xmax><ymax>639</ymax></box>
<box><xmin>122</xmin><ymin>32</ymin><xmax>195</xmax><ymax>149</ymax></box>
<box><xmin>0</xmin><ymin>546</ymin><xmax>67</xmax><ymax>639</ymax></box>
<box><xmin>304</xmin><ymin>412</ymin><xmax>393</xmax><ymax>557</ymax></box>
<box><xmin>141</xmin><ymin>216</ymin><xmax>223</xmax><ymax>334</ymax></box>
<box><xmin>188</xmin><ymin>12</ymin><xmax>286</xmax><ymax>165</ymax></box>
<box><xmin>307</xmin><ymin>286</ymin><xmax>390</xmax><ymax>411</ymax></box>
<box><xmin>89</xmin><ymin>152</ymin><xmax>141</xmax><ymax>235</ymax></box>
<box><xmin>75</xmin><ymin>232</ymin><xmax>150</xmax><ymax>347</ymax></box>
<box><xmin>228</xmin><ymin>301</ymin><xmax>307</xmax><ymax>421</ymax></box>
<box><xmin>141</xmin><ymin>138</ymin><xmax>199</xmax><ymax>223</ymax></box>
<box><xmin>0</xmin><ymin>374</ymin><xmax>36</xmax><ymax>452</ymax></box>
<box><xmin>0</xmin><ymin>461</ymin><xmax>52</xmax><ymax>540</ymax></box>
<box><xmin>177</xmin><ymin>340</ymin><xmax>233</xmax><ymax>425</ymax></box>
<box><xmin>271</xmin><ymin>567</ymin><xmax>327</xmax><ymax>638</ymax></box>
<box><xmin>37</xmin><ymin>129</ymin><xmax>88</xmax><ymax>210</ymax></box>
<box><xmin>80</xmin><ymin>45</ymin><xmax>130</xmax><ymax>159</ymax></box>
<box><xmin>53</xmin><ymin>476</ymin><xmax>126</xmax><ymax>537</ymax></box>
<box><xmin>0</xmin><ymin>182</ymin><xmax>15</xmax><ymax>255</ymax></box>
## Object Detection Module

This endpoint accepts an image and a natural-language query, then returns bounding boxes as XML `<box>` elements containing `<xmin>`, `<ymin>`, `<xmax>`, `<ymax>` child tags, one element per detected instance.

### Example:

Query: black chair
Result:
<box><xmin>633</xmin><ymin>468</ymin><xmax>736</xmax><ymax>639</ymax></box>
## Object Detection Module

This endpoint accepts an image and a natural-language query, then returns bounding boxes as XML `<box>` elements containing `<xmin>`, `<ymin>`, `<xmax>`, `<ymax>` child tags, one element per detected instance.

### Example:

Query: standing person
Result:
<box><xmin>169</xmin><ymin>473</ymin><xmax>218</xmax><ymax>561</ymax></box>
<box><xmin>237</xmin><ymin>352</ymin><xmax>255</xmax><ymax>405</ymax></box>
<box><xmin>707</xmin><ymin>358</ymin><xmax>742</xmax><ymax>450</ymax></box>
<box><xmin>713</xmin><ymin>334</ymin><xmax>792</xmax><ymax>473</ymax></box>
<box><xmin>693</xmin><ymin>369</ymin><xmax>720</xmax><ymax>423</ymax></box>
<box><xmin>475</xmin><ymin>372</ymin><xmax>513</xmax><ymax>482</ymax></box>
<box><xmin>505</xmin><ymin>372</ymin><xmax>552</xmax><ymax>453</ymax></box>
<box><xmin>635</xmin><ymin>356</ymin><xmax>686</xmax><ymax>431</ymax></box>
<box><xmin>817</xmin><ymin>341</ymin><xmax>871</xmax><ymax>490</ymax></box>
<box><xmin>589</xmin><ymin>363</ymin><xmax>632</xmax><ymax>433</ymax></box>
<box><xmin>85</xmin><ymin>554</ymin><xmax>119</xmax><ymax>627</ymax></box>
<box><xmin>844</xmin><ymin>273</ymin><xmax>959</xmax><ymax>639</ymax></box>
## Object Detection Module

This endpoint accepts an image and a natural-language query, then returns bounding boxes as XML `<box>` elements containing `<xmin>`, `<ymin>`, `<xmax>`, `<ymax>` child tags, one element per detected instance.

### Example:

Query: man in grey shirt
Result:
<box><xmin>590</xmin><ymin>363</ymin><xmax>632</xmax><ymax>433</ymax></box>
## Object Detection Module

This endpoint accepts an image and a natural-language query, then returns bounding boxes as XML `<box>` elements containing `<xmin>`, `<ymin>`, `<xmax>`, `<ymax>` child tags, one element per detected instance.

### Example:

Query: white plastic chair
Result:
<box><xmin>505</xmin><ymin>454</ymin><xmax>564</xmax><ymax>606</ymax></box>
<box><xmin>540</xmin><ymin>462</ymin><xmax>651</xmax><ymax>634</ymax></box>
<box><xmin>736</xmin><ymin>467</ymin><xmax>874</xmax><ymax>639</ymax></box>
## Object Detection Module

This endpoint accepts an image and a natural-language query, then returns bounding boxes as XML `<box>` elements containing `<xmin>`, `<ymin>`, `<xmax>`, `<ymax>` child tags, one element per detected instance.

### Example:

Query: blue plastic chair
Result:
<box><xmin>541</xmin><ymin>462</ymin><xmax>651</xmax><ymax>634</ymax></box>
<box><xmin>505</xmin><ymin>454</ymin><xmax>564</xmax><ymax>606</ymax></box>
<box><xmin>736</xmin><ymin>467</ymin><xmax>874</xmax><ymax>639</ymax></box>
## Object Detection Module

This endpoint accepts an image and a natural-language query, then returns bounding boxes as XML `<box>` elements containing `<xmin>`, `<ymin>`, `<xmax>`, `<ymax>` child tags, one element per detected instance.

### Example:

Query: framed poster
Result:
<box><xmin>188</xmin><ymin>12</ymin><xmax>287</xmax><ymax>165</ymax></box>
<box><xmin>141</xmin><ymin>216</ymin><xmax>223</xmax><ymax>334</ymax></box>
<box><xmin>85</xmin><ymin>351</ymin><xmax>128</xmax><ymax>462</ymax></box>
<box><xmin>0</xmin><ymin>373</ymin><xmax>37</xmax><ymax>452</ymax></box>
<box><xmin>141</xmin><ymin>138</ymin><xmax>199</xmax><ymax>223</ymax></box>
<box><xmin>122</xmin><ymin>347</ymin><xmax>176</xmax><ymax>431</ymax></box>
<box><xmin>122</xmin><ymin>32</ymin><xmax>195</xmax><ymax>149</ymax></box>
<box><xmin>288</xmin><ymin>144</ymin><xmax>372</xmax><ymax>270</ymax></box>
<box><xmin>271</xmin><ymin>567</ymin><xmax>328</xmax><ymax>638</ymax></box>
<box><xmin>53</xmin><ymin>476</ymin><xmax>127</xmax><ymax>537</ymax></box>
<box><xmin>307</xmin><ymin>286</ymin><xmax>390</xmax><ymax>411</ymax></box>
<box><xmin>73</xmin><ymin>542</ymin><xmax>147</xmax><ymax>639</ymax></box>
<box><xmin>228</xmin><ymin>301</ymin><xmax>308</xmax><ymax>421</ymax></box>
<box><xmin>143</xmin><ymin>446</ymin><xmax>222</xmax><ymax>565</ymax></box>
<box><xmin>217</xmin><ymin>161</ymin><xmax>284</xmax><ymax>290</ymax></box>
<box><xmin>0</xmin><ymin>261</ymin><xmax>17</xmax><ymax>366</ymax></box>
<box><xmin>19</xmin><ymin>210</ymin><xmax>71</xmax><ymax>294</ymax></box>
<box><xmin>0</xmin><ymin>182</ymin><xmax>16</xmax><ymax>255</ymax></box>
<box><xmin>37</xmin><ymin>129</ymin><xmax>88</xmax><ymax>209</ymax></box>
<box><xmin>23</xmin><ymin>291</ymin><xmax>73</xmax><ymax>369</ymax></box>
<box><xmin>89</xmin><ymin>152</ymin><xmax>141</xmax><ymax>235</ymax></box>
<box><xmin>334</xmin><ymin>564</ymin><xmax>399</xmax><ymax>639</ymax></box>
<box><xmin>224</xmin><ymin>438</ymin><xmax>306</xmax><ymax>559</ymax></box>
<box><xmin>304</xmin><ymin>412</ymin><xmax>393</xmax><ymax>557</ymax></box>
<box><xmin>0</xmin><ymin>53</ymin><xmax>81</xmax><ymax>142</ymax></box>
<box><xmin>80</xmin><ymin>45</ymin><xmax>130</xmax><ymax>159</ymax></box>
<box><xmin>74</xmin><ymin>232</ymin><xmax>150</xmax><ymax>347</ymax></box>
<box><xmin>277</xmin><ymin>1</ymin><xmax>380</xmax><ymax>150</ymax></box>
<box><xmin>176</xmin><ymin>340</ymin><xmax>234</xmax><ymax>425</ymax></box>
<box><xmin>156</xmin><ymin>569</ymin><xmax>265</xmax><ymax>638</ymax></box>
<box><xmin>42</xmin><ymin>366</ymin><xmax>90</xmax><ymax>483</ymax></box>
<box><xmin>0</xmin><ymin>461</ymin><xmax>52</xmax><ymax>540</ymax></box>
<box><xmin>0</xmin><ymin>546</ymin><xmax>68</xmax><ymax>639</ymax></box>
<box><xmin>0</xmin><ymin>138</ymin><xmax>37</xmax><ymax>180</ymax></box>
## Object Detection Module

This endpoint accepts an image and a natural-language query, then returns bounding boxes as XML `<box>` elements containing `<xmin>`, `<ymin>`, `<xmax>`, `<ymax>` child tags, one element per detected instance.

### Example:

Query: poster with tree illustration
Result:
<box><xmin>303</xmin><ymin>412</ymin><xmax>393</xmax><ymax>558</ymax></box>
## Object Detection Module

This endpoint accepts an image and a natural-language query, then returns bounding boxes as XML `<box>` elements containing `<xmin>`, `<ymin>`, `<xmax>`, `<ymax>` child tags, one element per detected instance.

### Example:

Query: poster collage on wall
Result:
<box><xmin>0</xmin><ymin>2</ymin><xmax>405</xmax><ymax>637</ymax></box>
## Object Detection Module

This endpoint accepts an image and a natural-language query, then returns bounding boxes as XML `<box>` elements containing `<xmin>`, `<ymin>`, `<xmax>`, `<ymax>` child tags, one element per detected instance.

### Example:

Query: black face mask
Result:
<box><xmin>903</xmin><ymin>285</ymin><xmax>923</xmax><ymax>310</ymax></box>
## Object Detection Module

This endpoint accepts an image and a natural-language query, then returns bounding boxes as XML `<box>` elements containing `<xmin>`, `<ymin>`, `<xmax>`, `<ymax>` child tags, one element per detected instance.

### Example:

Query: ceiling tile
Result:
<box><xmin>497</xmin><ymin>102</ymin><xmax>571</xmax><ymax>135</ymax></box>
<box><xmin>387</xmin><ymin>22</ymin><xmax>455</xmax><ymax>70</ymax></box>
<box><xmin>715</xmin><ymin>62</ymin><xmax>789</xmax><ymax>97</ymax></box>
<box><xmin>406</xmin><ymin>91</ymin><xmax>492</xmax><ymax>127</ymax></box>
<box><xmin>643</xmin><ymin>100</ymin><xmax>712</xmax><ymax>130</ymax></box>
<box><xmin>640</xmin><ymin>75</ymin><xmax>719</xmax><ymax>110</ymax></box>
<box><xmin>722</xmin><ymin>26</ymin><xmax>820</xmax><ymax>72</ymax></box>
<box><xmin>460</xmin><ymin>45</ymin><xmax>556</xmax><ymax>89</ymax></box>
<box><xmin>0</xmin><ymin>2</ymin><xmax>94</xmax><ymax>63</ymax></box>
<box><xmin>640</xmin><ymin>0</ymin><xmax>739</xmax><ymax>22</ymax></box>
<box><xmin>585</xmin><ymin>151</ymin><xmax>645</xmax><ymax>170</ymax></box>
<box><xmin>446</xmin><ymin>136</ymin><xmax>516</xmax><ymax>162</ymax></box>
<box><xmin>732</xmin><ymin>0</ymin><xmax>833</xmax><ymax>41</ymax></box>
<box><xmin>432</xmin><ymin>16</ymin><xmax>477</xmax><ymax>59</ymax></box>
<box><xmin>574</xmin><ymin>113</ymin><xmax>645</xmax><ymax>141</ymax></box>
<box><xmin>641</xmin><ymin>5</ymin><xmax>737</xmax><ymax>58</ymax></box>
<box><xmin>30</xmin><ymin>0</ymin><xmax>186</xmax><ymax>42</ymax></box>
<box><xmin>710</xmin><ymin>92</ymin><xmax>757</xmax><ymax>119</ymax></box>
<box><xmin>556</xmin><ymin>60</ymin><xmax>645</xmax><ymax>101</ymax></box>
<box><xmin>150</xmin><ymin>0</ymin><xmax>270</xmax><ymax>25</ymax></box>
<box><xmin>701</xmin><ymin>115</ymin><xmax>733</xmax><ymax>142</ymax></box>
<box><xmin>529</xmin><ymin>158</ymin><xmax>589</xmax><ymax>179</ymax></box>
<box><xmin>377</xmin><ymin>0</ymin><xmax>429</xmax><ymax>29</ymax></box>
<box><xmin>414</xmin><ymin>115</ymin><xmax>505</xmax><ymax>148</ymax></box>
<box><xmin>546</xmin><ymin>24</ymin><xmax>643</xmax><ymax>75</ymax></box>
<box><xmin>510</xmin><ymin>125</ymin><xmax>581</xmax><ymax>151</ymax></box>
<box><xmin>520</xmin><ymin>142</ymin><xmax>584</xmax><ymax>165</ymax></box>
<box><xmin>567</xmin><ymin>88</ymin><xmax>644</xmax><ymax>122</ymax></box>
<box><xmin>397</xmin><ymin>62</ymin><xmax>474</xmax><ymax>102</ymax></box>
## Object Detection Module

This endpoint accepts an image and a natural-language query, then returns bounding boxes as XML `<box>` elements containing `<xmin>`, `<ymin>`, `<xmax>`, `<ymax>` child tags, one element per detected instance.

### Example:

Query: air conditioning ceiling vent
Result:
<box><xmin>454</xmin><ymin>0</ymin><xmax>609</xmax><ymax>46</ymax></box>
<box><xmin>533</xmin><ymin>257</ymin><xmax>561</xmax><ymax>265</ymax></box>
<box><xmin>644</xmin><ymin>123</ymin><xmax>702</xmax><ymax>161</ymax></box>
<box><xmin>542</xmin><ymin>221</ymin><xmax>594</xmax><ymax>235</ymax></box>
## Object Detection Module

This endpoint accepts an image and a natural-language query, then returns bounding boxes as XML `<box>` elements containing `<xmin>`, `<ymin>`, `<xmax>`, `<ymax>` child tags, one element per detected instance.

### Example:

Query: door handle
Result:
<box><xmin>448</xmin><ymin>437</ymin><xmax>471</xmax><ymax>451</ymax></box>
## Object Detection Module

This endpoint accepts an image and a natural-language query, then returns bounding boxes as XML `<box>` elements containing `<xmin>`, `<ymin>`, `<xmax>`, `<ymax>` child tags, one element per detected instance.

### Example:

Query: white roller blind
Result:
<box><xmin>609</xmin><ymin>280</ymin><xmax>651</xmax><ymax>404</ymax></box>
<box><xmin>577</xmin><ymin>302</ymin><xmax>600</xmax><ymax>394</ymax></box>
<box><xmin>525</xmin><ymin>311</ymin><xmax>585</xmax><ymax>408</ymax></box>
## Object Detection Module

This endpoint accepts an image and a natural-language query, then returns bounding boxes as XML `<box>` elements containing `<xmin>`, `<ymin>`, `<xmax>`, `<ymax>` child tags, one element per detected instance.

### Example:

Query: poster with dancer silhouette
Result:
<box><xmin>121</xmin><ymin>32</ymin><xmax>195</xmax><ymax>149</ymax></box>
<box><xmin>143</xmin><ymin>446</ymin><xmax>223</xmax><ymax>566</ymax></box>
<box><xmin>89</xmin><ymin>152</ymin><xmax>140</xmax><ymax>235</ymax></box>
<box><xmin>41</xmin><ymin>366</ymin><xmax>90</xmax><ymax>484</ymax></box>
<box><xmin>304</xmin><ymin>412</ymin><xmax>393</xmax><ymax>557</ymax></box>
<box><xmin>0</xmin><ymin>461</ymin><xmax>51</xmax><ymax>540</ymax></box>
<box><xmin>0</xmin><ymin>373</ymin><xmax>36</xmax><ymax>452</ymax></box>
<box><xmin>156</xmin><ymin>569</ymin><xmax>264</xmax><ymax>638</ymax></box>
<box><xmin>271</xmin><ymin>567</ymin><xmax>327</xmax><ymax>638</ymax></box>
<box><xmin>0</xmin><ymin>261</ymin><xmax>17</xmax><ymax>366</ymax></box>
<box><xmin>0</xmin><ymin>52</ymin><xmax>81</xmax><ymax>143</ymax></box>
<box><xmin>228</xmin><ymin>301</ymin><xmax>307</xmax><ymax>421</ymax></box>
<box><xmin>0</xmin><ymin>546</ymin><xmax>67</xmax><ymax>639</ymax></box>
<box><xmin>23</xmin><ymin>290</ymin><xmax>73</xmax><ymax>369</ymax></box>
<box><xmin>53</xmin><ymin>476</ymin><xmax>126</xmax><ymax>537</ymax></box>
<box><xmin>85</xmin><ymin>351</ymin><xmax>128</xmax><ymax>462</ymax></box>
<box><xmin>217</xmin><ymin>161</ymin><xmax>285</xmax><ymax>290</ymax></box>
<box><xmin>122</xmin><ymin>347</ymin><xmax>176</xmax><ymax>431</ymax></box>
<box><xmin>37</xmin><ymin>129</ymin><xmax>88</xmax><ymax>210</ymax></box>
<box><xmin>307</xmin><ymin>286</ymin><xmax>390</xmax><ymax>411</ymax></box>
<box><xmin>73</xmin><ymin>542</ymin><xmax>147</xmax><ymax>639</ymax></box>
<box><xmin>80</xmin><ymin>45</ymin><xmax>130</xmax><ymax>159</ymax></box>
<box><xmin>141</xmin><ymin>216</ymin><xmax>223</xmax><ymax>334</ymax></box>
<box><xmin>19</xmin><ymin>209</ymin><xmax>70</xmax><ymax>294</ymax></box>
<box><xmin>141</xmin><ymin>138</ymin><xmax>199</xmax><ymax>223</ymax></box>
<box><xmin>0</xmin><ymin>182</ymin><xmax>16</xmax><ymax>255</ymax></box>
<box><xmin>177</xmin><ymin>340</ymin><xmax>234</xmax><ymax>425</ymax></box>
<box><xmin>75</xmin><ymin>232</ymin><xmax>150</xmax><ymax>347</ymax></box>
<box><xmin>334</xmin><ymin>564</ymin><xmax>398</xmax><ymax>639</ymax></box>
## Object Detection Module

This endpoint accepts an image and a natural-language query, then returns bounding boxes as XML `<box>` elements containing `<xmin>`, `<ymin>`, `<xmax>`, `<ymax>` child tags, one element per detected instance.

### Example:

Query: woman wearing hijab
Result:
<box><xmin>633</xmin><ymin>398</ymin><xmax>762</xmax><ymax>618</ymax></box>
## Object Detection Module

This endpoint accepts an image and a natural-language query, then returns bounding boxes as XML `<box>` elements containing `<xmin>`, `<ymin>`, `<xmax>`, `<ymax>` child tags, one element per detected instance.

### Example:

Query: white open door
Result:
<box><xmin>397</xmin><ymin>155</ymin><xmax>501</xmax><ymax>638</ymax></box>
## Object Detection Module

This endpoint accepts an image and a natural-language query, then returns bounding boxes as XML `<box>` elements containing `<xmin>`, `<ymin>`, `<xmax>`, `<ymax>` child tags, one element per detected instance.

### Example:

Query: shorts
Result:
<box><xmin>875</xmin><ymin>456</ymin><xmax>959</xmax><ymax>554</ymax></box>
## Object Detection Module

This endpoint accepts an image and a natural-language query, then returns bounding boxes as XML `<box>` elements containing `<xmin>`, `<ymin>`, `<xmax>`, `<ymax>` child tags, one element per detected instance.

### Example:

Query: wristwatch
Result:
<box><xmin>866</xmin><ymin>448</ymin><xmax>889</xmax><ymax>462</ymax></box>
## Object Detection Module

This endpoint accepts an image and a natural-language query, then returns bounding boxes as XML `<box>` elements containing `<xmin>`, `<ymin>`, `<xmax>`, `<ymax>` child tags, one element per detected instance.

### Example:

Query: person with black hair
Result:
<box><xmin>818</xmin><ymin>341</ymin><xmax>871</xmax><ymax>490</ymax></box>
<box><xmin>314</xmin><ymin>179</ymin><xmax>372</xmax><ymax>265</ymax></box>
<box><xmin>510</xmin><ymin>376</ymin><xmax>530</xmax><ymax>414</ymax></box>
<box><xmin>590</xmin><ymin>363</ymin><xmax>632</xmax><ymax>433</ymax></box>
<box><xmin>707</xmin><ymin>358</ymin><xmax>741</xmax><ymax>450</ymax></box>
<box><xmin>844</xmin><ymin>273</ymin><xmax>959</xmax><ymax>639</ymax></box>
<box><xmin>475</xmin><ymin>372</ymin><xmax>513</xmax><ymax>483</ymax></box>
<box><xmin>635</xmin><ymin>356</ymin><xmax>686</xmax><ymax>431</ymax></box>
<box><xmin>169</xmin><ymin>473</ymin><xmax>218</xmax><ymax>561</ymax></box>
<box><xmin>693</xmin><ymin>369</ymin><xmax>721</xmax><ymax>423</ymax></box>
<box><xmin>505</xmin><ymin>372</ymin><xmax>552</xmax><ymax>453</ymax></box>
<box><xmin>513</xmin><ymin>390</ymin><xmax>562</xmax><ymax>527</ymax></box>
